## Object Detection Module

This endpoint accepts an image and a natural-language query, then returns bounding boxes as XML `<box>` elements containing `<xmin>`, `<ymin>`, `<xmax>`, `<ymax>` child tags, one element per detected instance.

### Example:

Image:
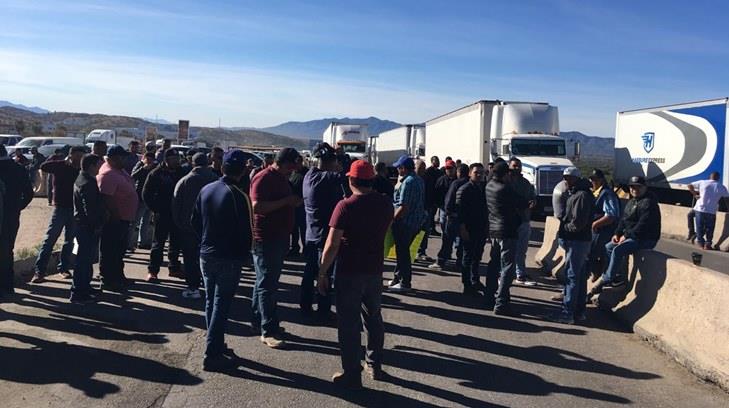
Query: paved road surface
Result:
<box><xmin>0</xmin><ymin>227</ymin><xmax>726</xmax><ymax>407</ymax></box>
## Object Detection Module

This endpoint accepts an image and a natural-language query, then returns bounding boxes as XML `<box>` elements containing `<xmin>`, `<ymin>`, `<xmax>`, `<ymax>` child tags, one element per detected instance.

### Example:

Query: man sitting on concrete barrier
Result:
<box><xmin>688</xmin><ymin>171</ymin><xmax>729</xmax><ymax>250</ymax></box>
<box><xmin>588</xmin><ymin>169</ymin><xmax>620</xmax><ymax>281</ymax></box>
<box><xmin>590</xmin><ymin>176</ymin><xmax>660</xmax><ymax>297</ymax></box>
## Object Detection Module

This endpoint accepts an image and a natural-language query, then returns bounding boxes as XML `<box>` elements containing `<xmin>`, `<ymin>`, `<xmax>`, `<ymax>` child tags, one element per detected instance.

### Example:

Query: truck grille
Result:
<box><xmin>537</xmin><ymin>169</ymin><xmax>564</xmax><ymax>195</ymax></box>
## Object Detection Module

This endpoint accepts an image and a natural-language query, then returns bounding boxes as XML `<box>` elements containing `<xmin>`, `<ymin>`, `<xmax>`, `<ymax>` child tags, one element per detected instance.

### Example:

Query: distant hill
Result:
<box><xmin>0</xmin><ymin>100</ymin><xmax>49</xmax><ymax>114</ymax></box>
<box><xmin>142</xmin><ymin>117</ymin><xmax>174</xmax><ymax>125</ymax></box>
<box><xmin>560</xmin><ymin>131</ymin><xmax>614</xmax><ymax>159</ymax></box>
<box><xmin>260</xmin><ymin>117</ymin><xmax>402</xmax><ymax>139</ymax></box>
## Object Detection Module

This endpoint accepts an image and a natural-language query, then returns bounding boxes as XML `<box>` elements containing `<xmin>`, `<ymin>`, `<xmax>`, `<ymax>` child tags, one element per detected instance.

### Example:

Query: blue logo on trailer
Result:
<box><xmin>641</xmin><ymin>132</ymin><xmax>655</xmax><ymax>153</ymax></box>
<box><xmin>670</xmin><ymin>103</ymin><xmax>726</xmax><ymax>184</ymax></box>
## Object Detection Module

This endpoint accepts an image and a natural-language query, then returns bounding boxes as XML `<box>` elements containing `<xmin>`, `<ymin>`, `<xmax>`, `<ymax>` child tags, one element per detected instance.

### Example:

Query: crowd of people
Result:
<box><xmin>0</xmin><ymin>137</ymin><xmax>725</xmax><ymax>389</ymax></box>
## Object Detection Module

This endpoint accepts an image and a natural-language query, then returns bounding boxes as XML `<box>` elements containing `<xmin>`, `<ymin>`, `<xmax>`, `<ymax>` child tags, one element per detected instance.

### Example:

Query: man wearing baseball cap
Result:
<box><xmin>388</xmin><ymin>155</ymin><xmax>425</xmax><ymax>293</ymax></box>
<box><xmin>428</xmin><ymin>160</ymin><xmax>457</xmax><ymax>271</ymax></box>
<box><xmin>317</xmin><ymin>160</ymin><xmax>394</xmax><ymax>389</ymax></box>
<box><xmin>590</xmin><ymin>175</ymin><xmax>661</xmax><ymax>298</ymax></box>
<box><xmin>192</xmin><ymin>149</ymin><xmax>253</xmax><ymax>371</ymax></box>
<box><xmin>588</xmin><ymin>168</ymin><xmax>620</xmax><ymax>281</ymax></box>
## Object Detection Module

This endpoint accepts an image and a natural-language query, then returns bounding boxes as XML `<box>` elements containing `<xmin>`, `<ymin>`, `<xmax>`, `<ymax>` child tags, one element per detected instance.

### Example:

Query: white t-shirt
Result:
<box><xmin>692</xmin><ymin>179</ymin><xmax>729</xmax><ymax>214</ymax></box>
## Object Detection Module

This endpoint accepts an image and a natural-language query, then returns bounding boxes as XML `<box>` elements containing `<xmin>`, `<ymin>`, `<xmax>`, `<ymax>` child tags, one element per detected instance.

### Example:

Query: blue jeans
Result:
<box><xmin>301</xmin><ymin>240</ymin><xmax>334</xmax><ymax>313</ymax></box>
<box><xmin>695</xmin><ymin>211</ymin><xmax>716</xmax><ymax>247</ymax></box>
<box><xmin>35</xmin><ymin>206</ymin><xmax>76</xmax><ymax>275</ymax></box>
<box><xmin>514</xmin><ymin>222</ymin><xmax>530</xmax><ymax>279</ymax></box>
<box><xmin>589</xmin><ymin>227</ymin><xmax>614</xmax><ymax>275</ymax></box>
<box><xmin>437</xmin><ymin>212</ymin><xmax>463</xmax><ymax>268</ymax></box>
<box><xmin>493</xmin><ymin>238</ymin><xmax>516</xmax><ymax>309</ymax></box>
<box><xmin>72</xmin><ymin>225</ymin><xmax>98</xmax><ymax>297</ymax></box>
<box><xmin>130</xmin><ymin>201</ymin><xmax>152</xmax><ymax>249</ymax></box>
<box><xmin>200</xmin><ymin>255</ymin><xmax>242</xmax><ymax>358</ymax></box>
<box><xmin>392</xmin><ymin>222</ymin><xmax>418</xmax><ymax>286</ymax></box>
<box><xmin>603</xmin><ymin>238</ymin><xmax>658</xmax><ymax>284</ymax></box>
<box><xmin>561</xmin><ymin>240</ymin><xmax>590</xmax><ymax>317</ymax></box>
<box><xmin>251</xmin><ymin>238</ymin><xmax>289</xmax><ymax>336</ymax></box>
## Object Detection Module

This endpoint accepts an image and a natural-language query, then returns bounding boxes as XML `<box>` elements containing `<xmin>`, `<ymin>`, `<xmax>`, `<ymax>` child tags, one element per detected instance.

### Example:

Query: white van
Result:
<box><xmin>6</xmin><ymin>136</ymin><xmax>86</xmax><ymax>159</ymax></box>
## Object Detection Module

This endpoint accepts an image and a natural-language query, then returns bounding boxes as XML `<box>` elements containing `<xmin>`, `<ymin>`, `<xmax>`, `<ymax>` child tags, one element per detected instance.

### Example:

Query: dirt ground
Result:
<box><xmin>15</xmin><ymin>198</ymin><xmax>54</xmax><ymax>257</ymax></box>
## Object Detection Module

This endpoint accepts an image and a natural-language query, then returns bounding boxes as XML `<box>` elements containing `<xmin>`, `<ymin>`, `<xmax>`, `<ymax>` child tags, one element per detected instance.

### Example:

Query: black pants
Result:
<box><xmin>149</xmin><ymin>213</ymin><xmax>181</xmax><ymax>274</ymax></box>
<box><xmin>100</xmin><ymin>219</ymin><xmax>130</xmax><ymax>284</ymax></box>
<box><xmin>290</xmin><ymin>206</ymin><xmax>306</xmax><ymax>253</ymax></box>
<box><xmin>335</xmin><ymin>274</ymin><xmax>384</xmax><ymax>374</ymax></box>
<box><xmin>484</xmin><ymin>239</ymin><xmax>501</xmax><ymax>300</ymax></box>
<box><xmin>0</xmin><ymin>216</ymin><xmax>21</xmax><ymax>293</ymax></box>
<box><xmin>180</xmin><ymin>230</ymin><xmax>201</xmax><ymax>290</ymax></box>
<box><xmin>461</xmin><ymin>231</ymin><xmax>486</xmax><ymax>286</ymax></box>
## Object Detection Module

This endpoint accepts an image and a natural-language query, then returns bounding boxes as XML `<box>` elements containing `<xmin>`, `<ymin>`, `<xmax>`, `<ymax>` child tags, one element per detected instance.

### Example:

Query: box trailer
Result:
<box><xmin>614</xmin><ymin>98</ymin><xmax>729</xmax><ymax>205</ymax></box>
<box><xmin>322</xmin><ymin>122</ymin><xmax>369</xmax><ymax>161</ymax></box>
<box><xmin>373</xmin><ymin>125</ymin><xmax>425</xmax><ymax>165</ymax></box>
<box><xmin>425</xmin><ymin>100</ymin><xmax>574</xmax><ymax>214</ymax></box>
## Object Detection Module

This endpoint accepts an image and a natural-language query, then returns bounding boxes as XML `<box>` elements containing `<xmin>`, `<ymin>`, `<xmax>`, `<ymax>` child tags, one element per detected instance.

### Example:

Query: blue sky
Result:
<box><xmin>1</xmin><ymin>0</ymin><xmax>727</xmax><ymax>136</ymax></box>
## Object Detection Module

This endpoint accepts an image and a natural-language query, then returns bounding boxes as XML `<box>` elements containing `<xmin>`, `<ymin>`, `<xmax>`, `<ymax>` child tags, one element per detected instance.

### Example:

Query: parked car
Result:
<box><xmin>0</xmin><ymin>134</ymin><xmax>23</xmax><ymax>146</ymax></box>
<box><xmin>6</xmin><ymin>136</ymin><xmax>85</xmax><ymax>159</ymax></box>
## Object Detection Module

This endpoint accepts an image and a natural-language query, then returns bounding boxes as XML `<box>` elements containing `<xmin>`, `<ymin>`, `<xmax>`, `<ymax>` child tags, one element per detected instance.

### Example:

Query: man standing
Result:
<box><xmin>373</xmin><ymin>162</ymin><xmax>394</xmax><ymax>198</ymax></box>
<box><xmin>192</xmin><ymin>150</ymin><xmax>253</xmax><ymax>372</ymax></box>
<box><xmin>92</xmin><ymin>140</ymin><xmax>108</xmax><ymax>158</ymax></box>
<box><xmin>430</xmin><ymin>163</ymin><xmax>469</xmax><ymax>271</ymax></box>
<box><xmin>688</xmin><ymin>172</ymin><xmax>729</xmax><ymax>250</ymax></box>
<box><xmin>388</xmin><ymin>155</ymin><xmax>425</xmax><ymax>293</ymax></box>
<box><xmin>417</xmin><ymin>156</ymin><xmax>443</xmax><ymax>262</ymax></box>
<box><xmin>29</xmin><ymin>147</ymin><xmax>46</xmax><ymax>188</ymax></box>
<box><xmin>71</xmin><ymin>154</ymin><xmax>105</xmax><ymax>304</ymax></box>
<box><xmin>44</xmin><ymin>149</ymin><xmax>64</xmax><ymax>206</ymax></box>
<box><xmin>173</xmin><ymin>153</ymin><xmax>218</xmax><ymax>299</ymax></box>
<box><xmin>427</xmin><ymin>160</ymin><xmax>458</xmax><ymax>270</ymax></box>
<box><xmin>549</xmin><ymin>168</ymin><xmax>594</xmax><ymax>324</ymax></box>
<box><xmin>143</xmin><ymin>149</ymin><xmax>185</xmax><ymax>282</ymax></box>
<box><xmin>590</xmin><ymin>176</ymin><xmax>661</xmax><ymax>296</ymax></box>
<box><xmin>301</xmin><ymin>143</ymin><xmax>345</xmax><ymax>317</ymax></box>
<box><xmin>209</xmin><ymin>147</ymin><xmax>224</xmax><ymax>177</ymax></box>
<box><xmin>509</xmin><ymin>158</ymin><xmax>537</xmax><ymax>286</ymax></box>
<box><xmin>250</xmin><ymin>148</ymin><xmax>302</xmax><ymax>348</ymax></box>
<box><xmin>97</xmin><ymin>146</ymin><xmax>138</xmax><ymax>291</ymax></box>
<box><xmin>317</xmin><ymin>160</ymin><xmax>393</xmax><ymax>389</ymax></box>
<box><xmin>32</xmin><ymin>145</ymin><xmax>85</xmax><ymax>283</ymax></box>
<box><xmin>288</xmin><ymin>155</ymin><xmax>308</xmax><ymax>258</ymax></box>
<box><xmin>485</xmin><ymin>161</ymin><xmax>525</xmax><ymax>315</ymax></box>
<box><xmin>123</xmin><ymin>140</ymin><xmax>141</xmax><ymax>174</ymax></box>
<box><xmin>456</xmin><ymin>163</ymin><xmax>488</xmax><ymax>295</ymax></box>
<box><xmin>0</xmin><ymin>145</ymin><xmax>34</xmax><ymax>298</ymax></box>
<box><xmin>588</xmin><ymin>169</ymin><xmax>620</xmax><ymax>280</ymax></box>
<box><xmin>130</xmin><ymin>152</ymin><xmax>156</xmax><ymax>250</ymax></box>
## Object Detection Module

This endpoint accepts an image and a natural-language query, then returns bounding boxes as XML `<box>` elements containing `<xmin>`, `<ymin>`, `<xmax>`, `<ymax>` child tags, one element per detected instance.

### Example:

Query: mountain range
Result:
<box><xmin>1</xmin><ymin>101</ymin><xmax>613</xmax><ymax>158</ymax></box>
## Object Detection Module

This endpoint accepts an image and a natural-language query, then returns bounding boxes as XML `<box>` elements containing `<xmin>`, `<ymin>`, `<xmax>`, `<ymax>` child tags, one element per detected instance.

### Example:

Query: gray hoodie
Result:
<box><xmin>172</xmin><ymin>166</ymin><xmax>219</xmax><ymax>232</ymax></box>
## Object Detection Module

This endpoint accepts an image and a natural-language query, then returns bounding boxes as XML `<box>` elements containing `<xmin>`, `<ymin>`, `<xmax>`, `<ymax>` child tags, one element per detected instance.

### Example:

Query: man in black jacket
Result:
<box><xmin>591</xmin><ymin>176</ymin><xmax>661</xmax><ymax>294</ymax></box>
<box><xmin>130</xmin><ymin>152</ymin><xmax>156</xmax><ymax>249</ymax></box>
<box><xmin>0</xmin><ymin>145</ymin><xmax>34</xmax><ymax>298</ymax></box>
<box><xmin>430</xmin><ymin>163</ymin><xmax>469</xmax><ymax>271</ymax></box>
<box><xmin>485</xmin><ymin>161</ymin><xmax>526</xmax><ymax>315</ymax></box>
<box><xmin>455</xmin><ymin>163</ymin><xmax>488</xmax><ymax>295</ymax></box>
<box><xmin>549</xmin><ymin>167</ymin><xmax>594</xmax><ymax>324</ymax></box>
<box><xmin>143</xmin><ymin>148</ymin><xmax>185</xmax><ymax>282</ymax></box>
<box><xmin>373</xmin><ymin>162</ymin><xmax>394</xmax><ymax>199</ymax></box>
<box><xmin>417</xmin><ymin>156</ymin><xmax>443</xmax><ymax>262</ymax></box>
<box><xmin>71</xmin><ymin>154</ymin><xmax>105</xmax><ymax>304</ymax></box>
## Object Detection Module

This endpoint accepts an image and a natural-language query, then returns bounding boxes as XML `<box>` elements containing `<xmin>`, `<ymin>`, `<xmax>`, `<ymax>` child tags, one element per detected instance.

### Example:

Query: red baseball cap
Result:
<box><xmin>346</xmin><ymin>160</ymin><xmax>376</xmax><ymax>180</ymax></box>
<box><xmin>445</xmin><ymin>160</ymin><xmax>456</xmax><ymax>169</ymax></box>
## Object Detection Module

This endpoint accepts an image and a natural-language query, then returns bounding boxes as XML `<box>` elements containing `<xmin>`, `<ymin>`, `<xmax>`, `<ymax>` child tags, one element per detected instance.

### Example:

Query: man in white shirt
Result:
<box><xmin>688</xmin><ymin>172</ymin><xmax>729</xmax><ymax>250</ymax></box>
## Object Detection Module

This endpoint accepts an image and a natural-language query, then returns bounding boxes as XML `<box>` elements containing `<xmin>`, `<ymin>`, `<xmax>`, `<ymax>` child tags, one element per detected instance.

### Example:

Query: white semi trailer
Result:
<box><xmin>373</xmin><ymin>124</ymin><xmax>425</xmax><ymax>165</ymax></box>
<box><xmin>85</xmin><ymin>129</ymin><xmax>137</xmax><ymax>148</ymax></box>
<box><xmin>322</xmin><ymin>122</ymin><xmax>369</xmax><ymax>161</ymax></box>
<box><xmin>425</xmin><ymin>100</ymin><xmax>574</xmax><ymax>214</ymax></box>
<box><xmin>614</xmin><ymin>98</ymin><xmax>729</xmax><ymax>206</ymax></box>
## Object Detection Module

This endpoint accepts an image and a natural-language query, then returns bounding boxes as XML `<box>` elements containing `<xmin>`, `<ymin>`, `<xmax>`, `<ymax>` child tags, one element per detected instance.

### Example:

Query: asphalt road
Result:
<box><xmin>0</xmin><ymin>226</ymin><xmax>726</xmax><ymax>407</ymax></box>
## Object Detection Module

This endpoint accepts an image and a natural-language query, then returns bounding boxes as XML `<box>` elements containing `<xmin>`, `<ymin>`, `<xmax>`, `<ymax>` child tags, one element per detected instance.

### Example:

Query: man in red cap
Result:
<box><xmin>318</xmin><ymin>160</ymin><xmax>394</xmax><ymax>389</ymax></box>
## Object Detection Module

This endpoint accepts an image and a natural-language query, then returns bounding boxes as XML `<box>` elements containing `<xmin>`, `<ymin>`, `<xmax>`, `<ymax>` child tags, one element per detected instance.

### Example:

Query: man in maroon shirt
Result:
<box><xmin>318</xmin><ymin>160</ymin><xmax>394</xmax><ymax>389</ymax></box>
<box><xmin>32</xmin><ymin>146</ymin><xmax>85</xmax><ymax>283</ymax></box>
<box><xmin>250</xmin><ymin>147</ymin><xmax>303</xmax><ymax>348</ymax></box>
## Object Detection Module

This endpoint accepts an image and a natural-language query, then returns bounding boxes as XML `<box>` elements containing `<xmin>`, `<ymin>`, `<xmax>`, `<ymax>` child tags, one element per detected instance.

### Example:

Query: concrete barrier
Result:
<box><xmin>534</xmin><ymin>216</ymin><xmax>562</xmax><ymax>275</ymax></box>
<box><xmin>591</xmin><ymin>250</ymin><xmax>729</xmax><ymax>392</ymax></box>
<box><xmin>659</xmin><ymin>204</ymin><xmax>729</xmax><ymax>251</ymax></box>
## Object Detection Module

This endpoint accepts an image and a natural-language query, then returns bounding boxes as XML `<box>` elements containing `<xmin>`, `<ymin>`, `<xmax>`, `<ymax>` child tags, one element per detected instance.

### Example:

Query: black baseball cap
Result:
<box><xmin>589</xmin><ymin>168</ymin><xmax>605</xmax><ymax>180</ymax></box>
<box><xmin>628</xmin><ymin>176</ymin><xmax>647</xmax><ymax>186</ymax></box>
<box><xmin>107</xmin><ymin>145</ymin><xmax>129</xmax><ymax>157</ymax></box>
<box><xmin>276</xmin><ymin>147</ymin><xmax>300</xmax><ymax>165</ymax></box>
<box><xmin>164</xmin><ymin>148</ymin><xmax>179</xmax><ymax>158</ymax></box>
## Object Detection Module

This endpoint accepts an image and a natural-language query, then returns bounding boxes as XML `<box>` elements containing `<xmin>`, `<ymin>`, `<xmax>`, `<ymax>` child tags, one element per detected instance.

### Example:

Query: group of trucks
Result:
<box><xmin>324</xmin><ymin>97</ymin><xmax>729</xmax><ymax>213</ymax></box>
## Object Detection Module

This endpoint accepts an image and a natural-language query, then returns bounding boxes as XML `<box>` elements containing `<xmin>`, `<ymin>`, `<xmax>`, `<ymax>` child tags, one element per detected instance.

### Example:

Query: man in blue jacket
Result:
<box><xmin>192</xmin><ymin>150</ymin><xmax>253</xmax><ymax>372</ymax></box>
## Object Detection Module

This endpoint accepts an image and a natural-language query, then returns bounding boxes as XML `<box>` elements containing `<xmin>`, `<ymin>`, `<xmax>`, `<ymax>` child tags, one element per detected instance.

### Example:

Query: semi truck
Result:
<box><xmin>613</xmin><ymin>98</ymin><xmax>728</xmax><ymax>206</ymax></box>
<box><xmin>373</xmin><ymin>124</ymin><xmax>425</xmax><ymax>165</ymax></box>
<box><xmin>425</xmin><ymin>100</ymin><xmax>575</xmax><ymax>214</ymax></box>
<box><xmin>85</xmin><ymin>129</ymin><xmax>137</xmax><ymax>148</ymax></box>
<box><xmin>322</xmin><ymin>122</ymin><xmax>369</xmax><ymax>161</ymax></box>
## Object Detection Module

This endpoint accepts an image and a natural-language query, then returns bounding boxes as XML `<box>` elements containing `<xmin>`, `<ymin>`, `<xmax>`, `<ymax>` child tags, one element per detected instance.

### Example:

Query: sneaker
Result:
<box><xmin>515</xmin><ymin>277</ymin><xmax>537</xmax><ymax>286</ymax></box>
<box><xmin>575</xmin><ymin>312</ymin><xmax>587</xmax><ymax>322</ymax></box>
<box><xmin>493</xmin><ymin>306</ymin><xmax>519</xmax><ymax>317</ymax></box>
<box><xmin>550</xmin><ymin>292</ymin><xmax>564</xmax><ymax>302</ymax></box>
<box><xmin>427</xmin><ymin>262</ymin><xmax>443</xmax><ymax>271</ymax></box>
<box><xmin>703</xmin><ymin>244</ymin><xmax>713</xmax><ymax>250</ymax></box>
<box><xmin>260</xmin><ymin>334</ymin><xmax>286</xmax><ymax>348</ymax></box>
<box><xmin>547</xmin><ymin>312</ymin><xmax>575</xmax><ymax>325</ymax></box>
<box><xmin>686</xmin><ymin>233</ymin><xmax>696</xmax><ymax>243</ymax></box>
<box><xmin>100</xmin><ymin>281</ymin><xmax>126</xmax><ymax>292</ymax></box>
<box><xmin>146</xmin><ymin>273</ymin><xmax>159</xmax><ymax>283</ymax></box>
<box><xmin>604</xmin><ymin>279</ymin><xmax>626</xmax><ymax>289</ymax></box>
<box><xmin>387</xmin><ymin>278</ymin><xmax>401</xmax><ymax>287</ymax></box>
<box><xmin>387</xmin><ymin>282</ymin><xmax>411</xmax><ymax>293</ymax></box>
<box><xmin>182</xmin><ymin>289</ymin><xmax>201</xmax><ymax>299</ymax></box>
<box><xmin>59</xmin><ymin>271</ymin><xmax>73</xmax><ymax>279</ymax></box>
<box><xmin>471</xmin><ymin>281</ymin><xmax>486</xmax><ymax>292</ymax></box>
<box><xmin>31</xmin><ymin>273</ymin><xmax>46</xmax><ymax>284</ymax></box>
<box><xmin>463</xmin><ymin>285</ymin><xmax>479</xmax><ymax>296</ymax></box>
<box><xmin>364</xmin><ymin>364</ymin><xmax>385</xmax><ymax>381</ymax></box>
<box><xmin>70</xmin><ymin>294</ymin><xmax>98</xmax><ymax>305</ymax></box>
<box><xmin>332</xmin><ymin>371</ymin><xmax>363</xmax><ymax>390</ymax></box>
<box><xmin>203</xmin><ymin>354</ymin><xmax>238</xmax><ymax>372</ymax></box>
<box><xmin>417</xmin><ymin>254</ymin><xmax>435</xmax><ymax>263</ymax></box>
